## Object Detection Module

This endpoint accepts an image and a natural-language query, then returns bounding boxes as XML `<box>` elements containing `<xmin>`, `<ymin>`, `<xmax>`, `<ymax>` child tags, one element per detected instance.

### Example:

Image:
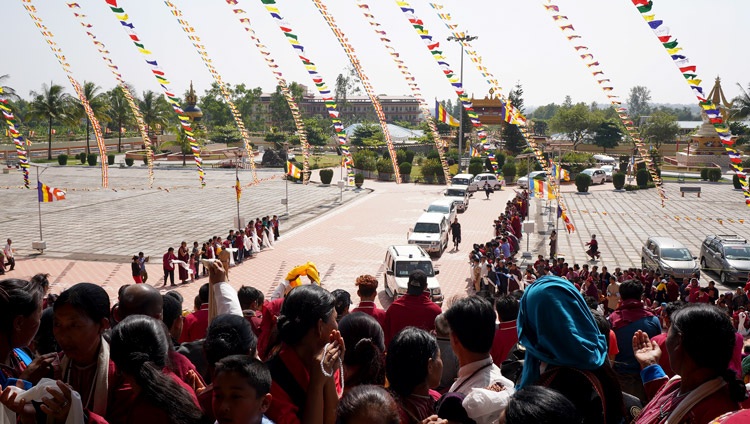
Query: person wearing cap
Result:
<box><xmin>351</xmin><ymin>274</ymin><xmax>386</xmax><ymax>328</ymax></box>
<box><xmin>383</xmin><ymin>269</ymin><xmax>442</xmax><ymax>344</ymax></box>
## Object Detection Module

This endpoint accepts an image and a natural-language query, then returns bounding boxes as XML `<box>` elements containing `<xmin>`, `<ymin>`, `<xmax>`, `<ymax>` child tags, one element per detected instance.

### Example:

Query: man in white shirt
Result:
<box><xmin>445</xmin><ymin>296</ymin><xmax>515</xmax><ymax>424</ymax></box>
<box><xmin>4</xmin><ymin>239</ymin><xmax>15</xmax><ymax>271</ymax></box>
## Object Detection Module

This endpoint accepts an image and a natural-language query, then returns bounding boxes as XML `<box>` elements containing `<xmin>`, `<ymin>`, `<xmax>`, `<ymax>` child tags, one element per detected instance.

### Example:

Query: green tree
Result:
<box><xmin>198</xmin><ymin>82</ymin><xmax>232</xmax><ymax>128</ymax></box>
<box><xmin>531</xmin><ymin>103</ymin><xmax>559</xmax><ymax>120</ymax></box>
<box><xmin>302</xmin><ymin>116</ymin><xmax>331</xmax><ymax>147</ymax></box>
<box><xmin>592</xmin><ymin>120</ymin><xmax>622</xmax><ymax>152</ymax></box>
<box><xmin>732</xmin><ymin>83</ymin><xmax>750</xmax><ymax>120</ymax></box>
<box><xmin>641</xmin><ymin>110</ymin><xmax>679</xmax><ymax>148</ymax></box>
<box><xmin>532</xmin><ymin>120</ymin><xmax>548</xmax><ymax>136</ymax></box>
<box><xmin>107</xmin><ymin>87</ymin><xmax>133</xmax><ymax>153</ymax></box>
<box><xmin>269</xmin><ymin>82</ymin><xmax>305</xmax><ymax>133</ymax></box>
<box><xmin>729</xmin><ymin>121</ymin><xmax>749</xmax><ymax>146</ymax></box>
<box><xmin>208</xmin><ymin>125</ymin><xmax>241</xmax><ymax>144</ymax></box>
<box><xmin>549</xmin><ymin>102</ymin><xmax>593</xmax><ymax>150</ymax></box>
<box><xmin>69</xmin><ymin>82</ymin><xmax>110</xmax><ymax>155</ymax></box>
<box><xmin>350</xmin><ymin>122</ymin><xmax>382</xmax><ymax>146</ymax></box>
<box><xmin>0</xmin><ymin>75</ymin><xmax>19</xmax><ymax>102</ymax></box>
<box><xmin>501</xmin><ymin>83</ymin><xmax>526</xmax><ymax>155</ymax></box>
<box><xmin>627</xmin><ymin>85</ymin><xmax>652</xmax><ymax>123</ymax></box>
<box><xmin>28</xmin><ymin>83</ymin><xmax>73</xmax><ymax>160</ymax></box>
<box><xmin>139</xmin><ymin>90</ymin><xmax>170</xmax><ymax>148</ymax></box>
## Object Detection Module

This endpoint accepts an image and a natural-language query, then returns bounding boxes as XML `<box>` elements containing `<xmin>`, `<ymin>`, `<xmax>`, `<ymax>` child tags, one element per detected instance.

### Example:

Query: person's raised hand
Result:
<box><xmin>18</xmin><ymin>352</ymin><xmax>57</xmax><ymax>384</ymax></box>
<box><xmin>0</xmin><ymin>385</ymin><xmax>28</xmax><ymax>416</ymax></box>
<box><xmin>421</xmin><ymin>416</ymin><xmax>448</xmax><ymax>424</ymax></box>
<box><xmin>632</xmin><ymin>329</ymin><xmax>662</xmax><ymax>369</ymax></box>
<box><xmin>207</xmin><ymin>260</ymin><xmax>226</xmax><ymax>285</ymax></box>
<box><xmin>186</xmin><ymin>369</ymin><xmax>206</xmax><ymax>395</ymax></box>
<box><xmin>40</xmin><ymin>381</ymin><xmax>73</xmax><ymax>424</ymax></box>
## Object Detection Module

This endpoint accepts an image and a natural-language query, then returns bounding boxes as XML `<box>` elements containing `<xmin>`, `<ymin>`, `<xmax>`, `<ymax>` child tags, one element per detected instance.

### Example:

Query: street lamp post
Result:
<box><xmin>447</xmin><ymin>33</ymin><xmax>478</xmax><ymax>174</ymax></box>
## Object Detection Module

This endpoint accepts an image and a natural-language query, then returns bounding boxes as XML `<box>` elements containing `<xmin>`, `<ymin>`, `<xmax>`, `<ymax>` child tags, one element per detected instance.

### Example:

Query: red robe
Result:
<box><xmin>351</xmin><ymin>301</ymin><xmax>386</xmax><ymax>328</ymax></box>
<box><xmin>179</xmin><ymin>304</ymin><xmax>209</xmax><ymax>344</ymax></box>
<box><xmin>383</xmin><ymin>292</ymin><xmax>442</xmax><ymax>345</ymax></box>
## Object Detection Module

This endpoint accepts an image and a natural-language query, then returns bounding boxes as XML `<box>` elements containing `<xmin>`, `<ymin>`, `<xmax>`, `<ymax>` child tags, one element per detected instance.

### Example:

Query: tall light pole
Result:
<box><xmin>447</xmin><ymin>33</ymin><xmax>478</xmax><ymax>173</ymax></box>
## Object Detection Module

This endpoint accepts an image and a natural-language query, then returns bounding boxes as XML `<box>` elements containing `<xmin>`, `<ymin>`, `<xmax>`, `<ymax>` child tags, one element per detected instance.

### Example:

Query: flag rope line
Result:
<box><xmin>0</xmin><ymin>95</ymin><xmax>30</xmax><ymax>188</ymax></box>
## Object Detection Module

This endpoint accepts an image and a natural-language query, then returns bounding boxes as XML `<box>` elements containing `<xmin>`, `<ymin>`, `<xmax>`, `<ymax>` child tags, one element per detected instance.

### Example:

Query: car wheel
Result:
<box><xmin>700</xmin><ymin>257</ymin><xmax>707</xmax><ymax>271</ymax></box>
<box><xmin>721</xmin><ymin>272</ymin><xmax>729</xmax><ymax>285</ymax></box>
<box><xmin>641</xmin><ymin>258</ymin><xmax>646</xmax><ymax>269</ymax></box>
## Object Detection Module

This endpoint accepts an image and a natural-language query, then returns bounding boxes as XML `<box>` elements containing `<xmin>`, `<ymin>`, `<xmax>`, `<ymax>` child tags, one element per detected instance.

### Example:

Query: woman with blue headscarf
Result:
<box><xmin>517</xmin><ymin>275</ymin><xmax>625</xmax><ymax>424</ymax></box>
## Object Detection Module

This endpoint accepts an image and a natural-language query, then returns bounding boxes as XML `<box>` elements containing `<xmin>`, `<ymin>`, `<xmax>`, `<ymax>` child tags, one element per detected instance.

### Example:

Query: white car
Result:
<box><xmin>451</xmin><ymin>173</ymin><xmax>477</xmax><ymax>193</ymax></box>
<box><xmin>517</xmin><ymin>171</ymin><xmax>548</xmax><ymax>189</ymax></box>
<box><xmin>408</xmin><ymin>212</ymin><xmax>450</xmax><ymax>255</ymax></box>
<box><xmin>600</xmin><ymin>165</ymin><xmax>615</xmax><ymax>182</ymax></box>
<box><xmin>425</xmin><ymin>199</ymin><xmax>458</xmax><ymax>224</ymax></box>
<box><xmin>468</xmin><ymin>173</ymin><xmax>504</xmax><ymax>192</ymax></box>
<box><xmin>443</xmin><ymin>187</ymin><xmax>469</xmax><ymax>212</ymax></box>
<box><xmin>383</xmin><ymin>245</ymin><xmax>443</xmax><ymax>305</ymax></box>
<box><xmin>581</xmin><ymin>168</ymin><xmax>607</xmax><ymax>185</ymax></box>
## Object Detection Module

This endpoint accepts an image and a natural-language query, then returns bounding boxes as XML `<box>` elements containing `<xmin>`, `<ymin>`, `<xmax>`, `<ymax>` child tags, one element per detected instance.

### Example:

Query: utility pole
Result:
<box><xmin>447</xmin><ymin>33</ymin><xmax>478</xmax><ymax>173</ymax></box>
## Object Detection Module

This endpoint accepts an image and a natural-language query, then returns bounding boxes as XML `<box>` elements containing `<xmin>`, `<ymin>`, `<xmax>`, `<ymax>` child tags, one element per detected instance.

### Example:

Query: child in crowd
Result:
<box><xmin>212</xmin><ymin>355</ymin><xmax>274</xmax><ymax>424</ymax></box>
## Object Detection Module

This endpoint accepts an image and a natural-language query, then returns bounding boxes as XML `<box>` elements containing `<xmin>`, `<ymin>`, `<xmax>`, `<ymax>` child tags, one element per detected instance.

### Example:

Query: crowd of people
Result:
<box><xmin>4</xmin><ymin>189</ymin><xmax>750</xmax><ymax>423</ymax></box>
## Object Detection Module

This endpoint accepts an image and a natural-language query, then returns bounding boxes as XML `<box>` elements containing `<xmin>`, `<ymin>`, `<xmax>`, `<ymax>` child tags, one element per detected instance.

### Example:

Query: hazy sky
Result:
<box><xmin>4</xmin><ymin>0</ymin><xmax>748</xmax><ymax>108</ymax></box>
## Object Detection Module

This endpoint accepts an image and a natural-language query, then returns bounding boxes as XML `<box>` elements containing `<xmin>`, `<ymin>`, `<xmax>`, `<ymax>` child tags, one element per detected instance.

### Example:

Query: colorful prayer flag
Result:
<box><xmin>38</xmin><ymin>181</ymin><xmax>65</xmax><ymax>202</ymax></box>
<box><xmin>286</xmin><ymin>160</ymin><xmax>301</xmax><ymax>179</ymax></box>
<box><xmin>235</xmin><ymin>175</ymin><xmax>242</xmax><ymax>202</ymax></box>
<box><xmin>435</xmin><ymin>100</ymin><xmax>460</xmax><ymax>127</ymax></box>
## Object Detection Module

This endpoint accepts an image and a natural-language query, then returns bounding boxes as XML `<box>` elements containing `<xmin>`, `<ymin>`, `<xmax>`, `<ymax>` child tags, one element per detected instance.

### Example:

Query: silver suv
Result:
<box><xmin>641</xmin><ymin>237</ymin><xmax>700</xmax><ymax>281</ymax></box>
<box><xmin>700</xmin><ymin>235</ymin><xmax>750</xmax><ymax>285</ymax></box>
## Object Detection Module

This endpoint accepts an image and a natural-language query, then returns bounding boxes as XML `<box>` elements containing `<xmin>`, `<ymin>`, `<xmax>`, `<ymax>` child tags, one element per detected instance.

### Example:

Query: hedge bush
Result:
<box><xmin>636</xmin><ymin>168</ymin><xmax>649</xmax><ymax>188</ymax></box>
<box><xmin>125</xmin><ymin>158</ymin><xmax>134</xmax><ymax>167</ymax></box>
<box><xmin>700</xmin><ymin>167</ymin><xmax>709</xmax><ymax>181</ymax></box>
<box><xmin>107</xmin><ymin>154</ymin><xmax>115</xmax><ymax>165</ymax></box>
<box><xmin>399</xmin><ymin>161</ymin><xmax>412</xmax><ymax>178</ymax></box>
<box><xmin>353</xmin><ymin>150</ymin><xmax>378</xmax><ymax>171</ymax></box>
<box><xmin>57</xmin><ymin>154</ymin><xmax>68</xmax><ymax>166</ymax></box>
<box><xmin>354</xmin><ymin>173</ymin><xmax>364</xmax><ymax>187</ymax></box>
<box><xmin>575</xmin><ymin>173</ymin><xmax>592</xmax><ymax>192</ymax></box>
<box><xmin>734</xmin><ymin>173</ymin><xmax>743</xmax><ymax>189</ymax></box>
<box><xmin>468</xmin><ymin>161</ymin><xmax>484</xmax><ymax>176</ymax></box>
<box><xmin>502</xmin><ymin>163</ymin><xmax>516</xmax><ymax>181</ymax></box>
<box><xmin>421</xmin><ymin>158</ymin><xmax>442</xmax><ymax>184</ymax></box>
<box><xmin>613</xmin><ymin>172</ymin><xmax>626</xmax><ymax>190</ymax></box>
<box><xmin>87</xmin><ymin>153</ymin><xmax>97</xmax><ymax>166</ymax></box>
<box><xmin>319</xmin><ymin>168</ymin><xmax>334</xmax><ymax>184</ymax></box>
<box><xmin>78</xmin><ymin>153</ymin><xmax>87</xmax><ymax>164</ymax></box>
<box><xmin>376</xmin><ymin>158</ymin><xmax>394</xmax><ymax>174</ymax></box>
<box><xmin>707</xmin><ymin>168</ymin><xmax>722</xmax><ymax>182</ymax></box>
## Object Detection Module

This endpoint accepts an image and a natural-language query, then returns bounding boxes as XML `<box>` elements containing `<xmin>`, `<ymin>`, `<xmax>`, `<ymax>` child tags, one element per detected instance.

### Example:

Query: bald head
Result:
<box><xmin>118</xmin><ymin>284</ymin><xmax>163</xmax><ymax>320</ymax></box>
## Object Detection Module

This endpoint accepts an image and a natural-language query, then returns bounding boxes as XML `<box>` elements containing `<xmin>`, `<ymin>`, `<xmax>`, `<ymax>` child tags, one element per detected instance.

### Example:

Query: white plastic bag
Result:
<box><xmin>0</xmin><ymin>378</ymin><xmax>84</xmax><ymax>424</ymax></box>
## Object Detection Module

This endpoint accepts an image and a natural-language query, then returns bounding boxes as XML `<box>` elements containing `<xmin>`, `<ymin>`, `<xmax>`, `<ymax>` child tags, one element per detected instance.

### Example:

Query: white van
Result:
<box><xmin>408</xmin><ymin>212</ymin><xmax>450</xmax><ymax>255</ymax></box>
<box><xmin>468</xmin><ymin>173</ymin><xmax>503</xmax><ymax>191</ymax></box>
<box><xmin>383</xmin><ymin>245</ymin><xmax>443</xmax><ymax>304</ymax></box>
<box><xmin>425</xmin><ymin>198</ymin><xmax>457</xmax><ymax>224</ymax></box>
<box><xmin>451</xmin><ymin>173</ymin><xmax>477</xmax><ymax>193</ymax></box>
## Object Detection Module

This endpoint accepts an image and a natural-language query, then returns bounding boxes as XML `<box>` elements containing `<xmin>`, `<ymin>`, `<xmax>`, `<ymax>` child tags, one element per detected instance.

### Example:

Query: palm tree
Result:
<box><xmin>732</xmin><ymin>83</ymin><xmax>750</xmax><ymax>120</ymax></box>
<box><xmin>139</xmin><ymin>90</ymin><xmax>170</xmax><ymax>150</ymax></box>
<box><xmin>108</xmin><ymin>87</ymin><xmax>134</xmax><ymax>153</ymax></box>
<box><xmin>0</xmin><ymin>74</ymin><xmax>19</xmax><ymax>102</ymax></box>
<box><xmin>28</xmin><ymin>83</ymin><xmax>72</xmax><ymax>160</ymax></box>
<box><xmin>71</xmin><ymin>81</ymin><xmax>110</xmax><ymax>155</ymax></box>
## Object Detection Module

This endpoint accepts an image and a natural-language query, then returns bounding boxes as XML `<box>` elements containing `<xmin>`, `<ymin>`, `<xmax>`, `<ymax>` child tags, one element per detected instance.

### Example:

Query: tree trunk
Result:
<box><xmin>183</xmin><ymin>151</ymin><xmax>186</xmax><ymax>167</ymax></box>
<box><xmin>86</xmin><ymin>119</ymin><xmax>90</xmax><ymax>155</ymax></box>
<box><xmin>47</xmin><ymin>116</ymin><xmax>53</xmax><ymax>160</ymax></box>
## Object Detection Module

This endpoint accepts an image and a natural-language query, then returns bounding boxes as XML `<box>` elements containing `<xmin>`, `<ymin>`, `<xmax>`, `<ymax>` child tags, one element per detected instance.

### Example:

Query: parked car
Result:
<box><xmin>443</xmin><ymin>187</ymin><xmax>469</xmax><ymax>212</ymax></box>
<box><xmin>408</xmin><ymin>212</ymin><xmax>450</xmax><ymax>255</ymax></box>
<box><xmin>600</xmin><ymin>165</ymin><xmax>615</xmax><ymax>182</ymax></box>
<box><xmin>468</xmin><ymin>173</ymin><xmax>503</xmax><ymax>192</ymax></box>
<box><xmin>700</xmin><ymin>235</ymin><xmax>750</xmax><ymax>285</ymax></box>
<box><xmin>581</xmin><ymin>168</ymin><xmax>607</xmax><ymax>185</ymax></box>
<box><xmin>451</xmin><ymin>173</ymin><xmax>477</xmax><ymax>193</ymax></box>
<box><xmin>383</xmin><ymin>245</ymin><xmax>443</xmax><ymax>305</ymax></box>
<box><xmin>517</xmin><ymin>171</ymin><xmax>548</xmax><ymax>189</ymax></box>
<box><xmin>641</xmin><ymin>237</ymin><xmax>700</xmax><ymax>281</ymax></box>
<box><xmin>425</xmin><ymin>199</ymin><xmax>458</xmax><ymax>224</ymax></box>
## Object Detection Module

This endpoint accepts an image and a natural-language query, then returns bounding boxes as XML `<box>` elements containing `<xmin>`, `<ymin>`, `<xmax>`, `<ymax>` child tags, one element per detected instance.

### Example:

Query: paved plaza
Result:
<box><xmin>1</xmin><ymin>163</ymin><xmax>748</xmax><ymax>306</ymax></box>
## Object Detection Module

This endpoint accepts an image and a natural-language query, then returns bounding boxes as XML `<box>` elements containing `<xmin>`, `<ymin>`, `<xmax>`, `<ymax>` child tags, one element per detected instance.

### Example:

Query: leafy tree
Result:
<box><xmin>198</xmin><ymin>82</ymin><xmax>232</xmax><ymax>128</ymax></box>
<box><xmin>301</xmin><ymin>117</ymin><xmax>331</xmax><ymax>147</ymax></box>
<box><xmin>232</xmin><ymin>84</ymin><xmax>263</xmax><ymax>131</ymax></box>
<box><xmin>269</xmin><ymin>82</ymin><xmax>305</xmax><ymax>133</ymax></box>
<box><xmin>627</xmin><ymin>85</ymin><xmax>652</xmax><ymax>123</ymax></box>
<box><xmin>729</xmin><ymin>121</ymin><xmax>749</xmax><ymax>146</ymax></box>
<box><xmin>350</xmin><ymin>122</ymin><xmax>383</xmax><ymax>147</ymax></box>
<box><xmin>733</xmin><ymin>82</ymin><xmax>750</xmax><ymax>120</ymax></box>
<box><xmin>501</xmin><ymin>83</ymin><xmax>526</xmax><ymax>155</ymax></box>
<box><xmin>549</xmin><ymin>102</ymin><xmax>593</xmax><ymax>150</ymax></box>
<box><xmin>71</xmin><ymin>82</ymin><xmax>110</xmax><ymax>155</ymax></box>
<box><xmin>107</xmin><ymin>87</ymin><xmax>133</xmax><ymax>153</ymax></box>
<box><xmin>209</xmin><ymin>125</ymin><xmax>241</xmax><ymax>144</ymax></box>
<box><xmin>641</xmin><ymin>110</ymin><xmax>679</xmax><ymax>148</ymax></box>
<box><xmin>139</xmin><ymin>90</ymin><xmax>170</xmax><ymax>147</ymax></box>
<box><xmin>28</xmin><ymin>83</ymin><xmax>73</xmax><ymax>160</ymax></box>
<box><xmin>531</xmin><ymin>103</ymin><xmax>559</xmax><ymax>120</ymax></box>
<box><xmin>532</xmin><ymin>120</ymin><xmax>548</xmax><ymax>136</ymax></box>
<box><xmin>592</xmin><ymin>120</ymin><xmax>622</xmax><ymax>152</ymax></box>
<box><xmin>0</xmin><ymin>75</ymin><xmax>19</xmax><ymax>102</ymax></box>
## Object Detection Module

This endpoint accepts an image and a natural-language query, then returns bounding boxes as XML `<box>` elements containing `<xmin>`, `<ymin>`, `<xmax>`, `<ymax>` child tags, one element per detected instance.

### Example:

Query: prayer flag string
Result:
<box><xmin>541</xmin><ymin>1</ymin><xmax>666</xmax><ymax>207</ymax></box>
<box><xmin>163</xmin><ymin>0</ymin><xmax>259</xmax><ymax>183</ymax></box>
<box><xmin>22</xmin><ymin>0</ymin><xmax>109</xmax><ymax>188</ymax></box>
<box><xmin>310</xmin><ymin>0</ymin><xmax>401</xmax><ymax>183</ymax></box>
<box><xmin>104</xmin><ymin>0</ymin><xmax>205</xmax><ymax>187</ymax></box>
<box><xmin>258</xmin><ymin>0</ymin><xmax>354</xmax><ymax>185</ymax></box>
<box><xmin>628</xmin><ymin>0</ymin><xmax>749</xmax><ymax>206</ymax></box>
<box><xmin>66</xmin><ymin>2</ymin><xmax>154</xmax><ymax>186</ymax></box>
<box><xmin>354</xmin><ymin>1</ymin><xmax>451</xmax><ymax>184</ymax></box>
<box><xmin>222</xmin><ymin>1</ymin><xmax>311</xmax><ymax>184</ymax></box>
<box><xmin>0</xmin><ymin>95</ymin><xmax>30</xmax><ymax>188</ymax></box>
<box><xmin>423</xmin><ymin>1</ymin><xmax>574</xmax><ymax>231</ymax></box>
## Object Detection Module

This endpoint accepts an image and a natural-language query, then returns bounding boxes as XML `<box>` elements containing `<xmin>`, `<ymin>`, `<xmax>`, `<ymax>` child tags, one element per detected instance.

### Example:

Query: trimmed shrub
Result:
<box><xmin>376</xmin><ymin>158</ymin><xmax>394</xmax><ymax>174</ymax></box>
<box><xmin>700</xmin><ymin>167</ymin><xmax>709</xmax><ymax>181</ymax></box>
<box><xmin>354</xmin><ymin>173</ymin><xmax>364</xmax><ymax>187</ymax></box>
<box><xmin>636</xmin><ymin>168</ymin><xmax>649</xmax><ymax>188</ymax></box>
<box><xmin>404</xmin><ymin>150</ymin><xmax>415</xmax><ymax>164</ymax></box>
<box><xmin>125</xmin><ymin>158</ymin><xmax>134</xmax><ymax>167</ymax></box>
<box><xmin>426</xmin><ymin>149</ymin><xmax>440</xmax><ymax>160</ymax></box>
<box><xmin>707</xmin><ymin>168</ymin><xmax>722</xmax><ymax>182</ymax></box>
<box><xmin>734</xmin><ymin>173</ymin><xmax>742</xmax><ymax>189</ymax></box>
<box><xmin>624</xmin><ymin>184</ymin><xmax>639</xmax><ymax>191</ymax></box>
<box><xmin>78</xmin><ymin>153</ymin><xmax>87</xmax><ymax>164</ymax></box>
<box><xmin>353</xmin><ymin>150</ymin><xmax>378</xmax><ymax>171</ymax></box>
<box><xmin>57</xmin><ymin>154</ymin><xmax>68</xmax><ymax>166</ymax></box>
<box><xmin>502</xmin><ymin>163</ymin><xmax>516</xmax><ymax>181</ymax></box>
<box><xmin>468</xmin><ymin>161</ymin><xmax>483</xmax><ymax>176</ymax></box>
<box><xmin>87</xmin><ymin>153</ymin><xmax>97</xmax><ymax>166</ymax></box>
<box><xmin>319</xmin><ymin>168</ymin><xmax>334</xmax><ymax>184</ymax></box>
<box><xmin>142</xmin><ymin>155</ymin><xmax>149</xmax><ymax>165</ymax></box>
<box><xmin>613</xmin><ymin>172</ymin><xmax>626</xmax><ymax>190</ymax></box>
<box><xmin>399</xmin><ymin>161</ymin><xmax>412</xmax><ymax>178</ymax></box>
<box><xmin>421</xmin><ymin>158</ymin><xmax>442</xmax><ymax>184</ymax></box>
<box><xmin>107</xmin><ymin>154</ymin><xmax>115</xmax><ymax>165</ymax></box>
<box><xmin>575</xmin><ymin>173</ymin><xmax>592</xmax><ymax>193</ymax></box>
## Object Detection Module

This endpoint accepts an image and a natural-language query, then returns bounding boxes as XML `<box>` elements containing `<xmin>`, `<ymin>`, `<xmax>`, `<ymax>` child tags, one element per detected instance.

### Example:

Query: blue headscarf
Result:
<box><xmin>516</xmin><ymin>275</ymin><xmax>608</xmax><ymax>389</ymax></box>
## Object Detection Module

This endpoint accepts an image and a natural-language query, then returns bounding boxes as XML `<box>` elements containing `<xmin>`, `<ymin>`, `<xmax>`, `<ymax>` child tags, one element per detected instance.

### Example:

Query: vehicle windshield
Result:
<box><xmin>526</xmin><ymin>172</ymin><xmax>545</xmax><ymax>179</ymax></box>
<box><xmin>724</xmin><ymin>245</ymin><xmax>750</xmax><ymax>260</ymax></box>
<box><xmin>660</xmin><ymin>248</ymin><xmax>693</xmax><ymax>261</ymax></box>
<box><xmin>445</xmin><ymin>189</ymin><xmax>465</xmax><ymax>197</ymax></box>
<box><xmin>427</xmin><ymin>205</ymin><xmax>450</xmax><ymax>214</ymax></box>
<box><xmin>413</xmin><ymin>222</ymin><xmax>440</xmax><ymax>233</ymax></box>
<box><xmin>582</xmin><ymin>169</ymin><xmax>594</xmax><ymax>175</ymax></box>
<box><xmin>452</xmin><ymin>178</ymin><xmax>470</xmax><ymax>185</ymax></box>
<box><xmin>601</xmin><ymin>166</ymin><xmax>613</xmax><ymax>172</ymax></box>
<box><xmin>395</xmin><ymin>260</ymin><xmax>435</xmax><ymax>277</ymax></box>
